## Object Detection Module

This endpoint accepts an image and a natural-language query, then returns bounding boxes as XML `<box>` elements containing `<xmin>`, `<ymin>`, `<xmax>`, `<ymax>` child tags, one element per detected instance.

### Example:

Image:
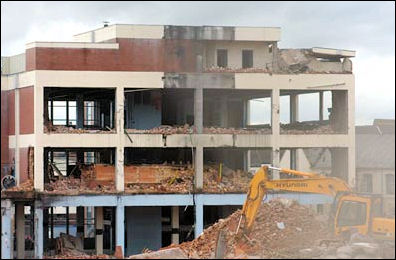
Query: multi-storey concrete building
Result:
<box><xmin>1</xmin><ymin>24</ymin><xmax>355</xmax><ymax>258</ymax></box>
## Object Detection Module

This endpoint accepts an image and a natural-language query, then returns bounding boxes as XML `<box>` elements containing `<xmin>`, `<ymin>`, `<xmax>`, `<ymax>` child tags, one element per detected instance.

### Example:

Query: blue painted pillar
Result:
<box><xmin>34</xmin><ymin>200</ymin><xmax>44</xmax><ymax>259</ymax></box>
<box><xmin>194</xmin><ymin>199</ymin><xmax>204</xmax><ymax>238</ymax></box>
<box><xmin>116</xmin><ymin>204</ymin><xmax>125</xmax><ymax>257</ymax></box>
<box><xmin>1</xmin><ymin>200</ymin><xmax>13</xmax><ymax>259</ymax></box>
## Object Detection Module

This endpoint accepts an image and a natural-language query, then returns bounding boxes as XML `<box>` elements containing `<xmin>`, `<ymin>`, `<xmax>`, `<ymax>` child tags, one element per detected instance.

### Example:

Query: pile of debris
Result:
<box><xmin>2</xmin><ymin>178</ymin><xmax>34</xmax><ymax>192</ymax></box>
<box><xmin>44</xmin><ymin>123</ymin><xmax>116</xmax><ymax>134</ymax></box>
<box><xmin>124</xmin><ymin>164</ymin><xmax>251</xmax><ymax>194</ymax></box>
<box><xmin>280</xmin><ymin>121</ymin><xmax>336</xmax><ymax>135</ymax></box>
<box><xmin>177</xmin><ymin>199</ymin><xmax>330</xmax><ymax>259</ymax></box>
<box><xmin>204</xmin><ymin>66</ymin><xmax>271</xmax><ymax>73</ymax></box>
<box><xmin>45</xmin><ymin>165</ymin><xmax>116</xmax><ymax>195</ymax></box>
<box><xmin>127</xmin><ymin>124</ymin><xmax>272</xmax><ymax>135</ymax></box>
<box><xmin>45</xmin><ymin>233</ymin><xmax>111</xmax><ymax>259</ymax></box>
<box><xmin>298</xmin><ymin>239</ymin><xmax>395</xmax><ymax>259</ymax></box>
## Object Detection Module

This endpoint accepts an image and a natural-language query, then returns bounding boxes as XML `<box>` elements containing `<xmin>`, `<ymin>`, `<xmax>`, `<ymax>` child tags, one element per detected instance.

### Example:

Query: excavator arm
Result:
<box><xmin>241</xmin><ymin>165</ymin><xmax>351</xmax><ymax>234</ymax></box>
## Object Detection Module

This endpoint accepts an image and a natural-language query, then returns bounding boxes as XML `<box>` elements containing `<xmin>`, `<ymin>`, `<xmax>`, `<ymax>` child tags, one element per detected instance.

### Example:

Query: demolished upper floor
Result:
<box><xmin>1</xmin><ymin>24</ymin><xmax>355</xmax><ymax>76</ymax></box>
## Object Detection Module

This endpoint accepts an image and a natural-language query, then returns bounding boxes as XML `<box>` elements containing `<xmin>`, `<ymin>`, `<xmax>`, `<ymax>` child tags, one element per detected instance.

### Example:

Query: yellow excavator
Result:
<box><xmin>239</xmin><ymin>165</ymin><xmax>395</xmax><ymax>241</ymax></box>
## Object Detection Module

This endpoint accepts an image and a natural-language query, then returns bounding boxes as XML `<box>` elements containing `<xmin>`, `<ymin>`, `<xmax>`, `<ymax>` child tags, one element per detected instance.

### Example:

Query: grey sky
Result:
<box><xmin>1</xmin><ymin>1</ymin><xmax>395</xmax><ymax>125</ymax></box>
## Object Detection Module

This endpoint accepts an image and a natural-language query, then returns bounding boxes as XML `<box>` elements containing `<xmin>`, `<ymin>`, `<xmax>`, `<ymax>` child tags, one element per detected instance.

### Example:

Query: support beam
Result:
<box><xmin>171</xmin><ymin>206</ymin><xmax>180</xmax><ymax>245</ymax></box>
<box><xmin>290</xmin><ymin>93</ymin><xmax>299</xmax><ymax>123</ymax></box>
<box><xmin>76</xmin><ymin>206</ymin><xmax>84</xmax><ymax>250</ymax></box>
<box><xmin>194</xmin><ymin>88</ymin><xmax>203</xmax><ymax>134</ymax></box>
<box><xmin>116</xmin><ymin>205</ymin><xmax>125</xmax><ymax>258</ymax></box>
<box><xmin>34</xmin><ymin>146</ymin><xmax>44</xmax><ymax>191</ymax></box>
<box><xmin>319</xmin><ymin>91</ymin><xmax>324</xmax><ymax>121</ymax></box>
<box><xmin>194</xmin><ymin>202</ymin><xmax>204</xmax><ymax>238</ymax></box>
<box><xmin>76</xmin><ymin>94</ymin><xmax>84</xmax><ymax>129</ymax></box>
<box><xmin>194</xmin><ymin>145</ymin><xmax>203</xmax><ymax>189</ymax></box>
<box><xmin>1</xmin><ymin>200</ymin><xmax>13</xmax><ymax>259</ymax></box>
<box><xmin>271</xmin><ymin>89</ymin><xmax>280</xmax><ymax>179</ymax></box>
<box><xmin>95</xmin><ymin>207</ymin><xmax>104</xmax><ymax>255</ymax></box>
<box><xmin>66</xmin><ymin>207</ymin><xmax>70</xmax><ymax>235</ymax></box>
<box><xmin>16</xmin><ymin>203</ymin><xmax>25</xmax><ymax>259</ymax></box>
<box><xmin>34</xmin><ymin>201</ymin><xmax>43</xmax><ymax>259</ymax></box>
<box><xmin>116</xmin><ymin>86</ymin><xmax>125</xmax><ymax>192</ymax></box>
<box><xmin>290</xmin><ymin>149</ymin><xmax>297</xmax><ymax>170</ymax></box>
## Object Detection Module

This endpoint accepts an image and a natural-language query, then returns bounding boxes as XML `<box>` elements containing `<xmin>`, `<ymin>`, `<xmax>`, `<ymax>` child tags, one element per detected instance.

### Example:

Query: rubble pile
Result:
<box><xmin>204</xmin><ymin>66</ymin><xmax>271</xmax><ymax>73</ymax></box>
<box><xmin>44</xmin><ymin>124</ymin><xmax>116</xmax><ymax>134</ymax></box>
<box><xmin>45</xmin><ymin>165</ymin><xmax>116</xmax><ymax>195</ymax></box>
<box><xmin>45</xmin><ymin>233</ymin><xmax>111</xmax><ymax>259</ymax></box>
<box><xmin>178</xmin><ymin>199</ymin><xmax>330</xmax><ymax>259</ymax></box>
<box><xmin>124</xmin><ymin>164</ymin><xmax>251</xmax><ymax>194</ymax></box>
<box><xmin>297</xmin><ymin>232</ymin><xmax>395</xmax><ymax>259</ymax></box>
<box><xmin>280</xmin><ymin>122</ymin><xmax>336</xmax><ymax>134</ymax></box>
<box><xmin>127</xmin><ymin>124</ymin><xmax>271</xmax><ymax>135</ymax></box>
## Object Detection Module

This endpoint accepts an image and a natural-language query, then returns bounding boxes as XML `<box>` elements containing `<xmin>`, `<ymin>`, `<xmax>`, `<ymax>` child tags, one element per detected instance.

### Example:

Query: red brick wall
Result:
<box><xmin>26</xmin><ymin>38</ymin><xmax>201</xmax><ymax>72</ymax></box>
<box><xmin>19</xmin><ymin>86</ymin><xmax>34</xmax><ymax>134</ymax></box>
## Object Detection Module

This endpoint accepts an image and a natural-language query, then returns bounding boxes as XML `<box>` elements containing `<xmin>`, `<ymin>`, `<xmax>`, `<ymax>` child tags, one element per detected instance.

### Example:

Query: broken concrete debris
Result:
<box><xmin>126</xmin><ymin>124</ymin><xmax>272</xmax><ymax>135</ymax></box>
<box><xmin>41</xmin><ymin>164</ymin><xmax>251</xmax><ymax>195</ymax></box>
<box><xmin>44</xmin><ymin>123</ymin><xmax>116</xmax><ymax>134</ymax></box>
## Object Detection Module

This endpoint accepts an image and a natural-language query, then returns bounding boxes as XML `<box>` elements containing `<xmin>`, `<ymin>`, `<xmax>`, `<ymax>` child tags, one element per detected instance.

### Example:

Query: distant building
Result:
<box><xmin>303</xmin><ymin>119</ymin><xmax>395</xmax><ymax>216</ymax></box>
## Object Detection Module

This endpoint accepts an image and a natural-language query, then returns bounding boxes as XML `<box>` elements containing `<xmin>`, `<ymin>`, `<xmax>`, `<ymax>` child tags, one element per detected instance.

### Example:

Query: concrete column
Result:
<box><xmin>290</xmin><ymin>149</ymin><xmax>297</xmax><ymax>170</ymax></box>
<box><xmin>116</xmin><ymin>205</ymin><xmax>125</xmax><ymax>258</ymax></box>
<box><xmin>194</xmin><ymin>88</ymin><xmax>203</xmax><ymax>134</ymax></box>
<box><xmin>194</xmin><ymin>201</ymin><xmax>203</xmax><ymax>238</ymax></box>
<box><xmin>271</xmin><ymin>89</ymin><xmax>280</xmax><ymax>179</ymax></box>
<box><xmin>171</xmin><ymin>206</ymin><xmax>180</xmax><ymax>244</ymax></box>
<box><xmin>1</xmin><ymin>200</ymin><xmax>13</xmax><ymax>259</ymax></box>
<box><xmin>243</xmin><ymin>99</ymin><xmax>250</xmax><ymax>127</ymax></box>
<box><xmin>290</xmin><ymin>93</ymin><xmax>299</xmax><ymax>123</ymax></box>
<box><xmin>15</xmin><ymin>85</ymin><xmax>20</xmax><ymax>185</ymax></box>
<box><xmin>220</xmin><ymin>96</ymin><xmax>228</xmax><ymax>127</ymax></box>
<box><xmin>76</xmin><ymin>94</ymin><xmax>84</xmax><ymax>129</ymax></box>
<box><xmin>319</xmin><ymin>91</ymin><xmax>324</xmax><ymax>121</ymax></box>
<box><xmin>116</xmin><ymin>86</ymin><xmax>125</xmax><ymax>192</ymax></box>
<box><xmin>194</xmin><ymin>145</ymin><xmax>204</xmax><ymax>189</ymax></box>
<box><xmin>95</xmin><ymin>207</ymin><xmax>104</xmax><ymax>255</ymax></box>
<box><xmin>116</xmin><ymin>147</ymin><xmax>124</xmax><ymax>192</ymax></box>
<box><xmin>16</xmin><ymin>203</ymin><xmax>25</xmax><ymax>259</ymax></box>
<box><xmin>34</xmin><ymin>201</ymin><xmax>43</xmax><ymax>259</ymax></box>
<box><xmin>347</xmin><ymin>87</ymin><xmax>356</xmax><ymax>187</ymax></box>
<box><xmin>76</xmin><ymin>207</ymin><xmax>84</xmax><ymax>249</ymax></box>
<box><xmin>34</xmin><ymin>146</ymin><xmax>44</xmax><ymax>191</ymax></box>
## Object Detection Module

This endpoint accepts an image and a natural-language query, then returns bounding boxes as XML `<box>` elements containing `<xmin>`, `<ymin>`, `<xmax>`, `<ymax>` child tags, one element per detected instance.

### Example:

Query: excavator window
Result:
<box><xmin>337</xmin><ymin>201</ymin><xmax>367</xmax><ymax>227</ymax></box>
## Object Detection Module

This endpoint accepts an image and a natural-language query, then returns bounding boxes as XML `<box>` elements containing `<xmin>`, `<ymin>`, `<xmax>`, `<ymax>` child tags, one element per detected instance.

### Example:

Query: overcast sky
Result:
<box><xmin>1</xmin><ymin>1</ymin><xmax>395</xmax><ymax>125</ymax></box>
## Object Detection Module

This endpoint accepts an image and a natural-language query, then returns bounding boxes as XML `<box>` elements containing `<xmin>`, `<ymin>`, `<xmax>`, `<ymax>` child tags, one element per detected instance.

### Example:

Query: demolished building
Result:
<box><xmin>1</xmin><ymin>24</ymin><xmax>356</xmax><ymax>258</ymax></box>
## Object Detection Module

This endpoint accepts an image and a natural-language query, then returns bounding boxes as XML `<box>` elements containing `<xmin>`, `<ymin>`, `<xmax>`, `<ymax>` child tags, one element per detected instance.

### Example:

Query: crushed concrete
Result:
<box><xmin>280</xmin><ymin>122</ymin><xmax>337</xmax><ymax>135</ymax></box>
<box><xmin>44</xmin><ymin>124</ymin><xmax>116</xmax><ymax>134</ymax></box>
<box><xmin>176</xmin><ymin>199</ymin><xmax>330</xmax><ymax>259</ymax></box>
<box><xmin>42</xmin><ymin>164</ymin><xmax>251</xmax><ymax>195</ymax></box>
<box><xmin>126</xmin><ymin>124</ymin><xmax>272</xmax><ymax>135</ymax></box>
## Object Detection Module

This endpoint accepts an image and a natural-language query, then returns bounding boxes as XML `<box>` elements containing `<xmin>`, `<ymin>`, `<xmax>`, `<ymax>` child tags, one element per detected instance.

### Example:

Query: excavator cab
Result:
<box><xmin>334</xmin><ymin>194</ymin><xmax>395</xmax><ymax>240</ymax></box>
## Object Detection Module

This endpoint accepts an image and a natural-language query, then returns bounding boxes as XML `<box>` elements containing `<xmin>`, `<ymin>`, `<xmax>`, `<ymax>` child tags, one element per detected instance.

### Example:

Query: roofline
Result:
<box><xmin>73</xmin><ymin>23</ymin><xmax>281</xmax><ymax>36</ymax></box>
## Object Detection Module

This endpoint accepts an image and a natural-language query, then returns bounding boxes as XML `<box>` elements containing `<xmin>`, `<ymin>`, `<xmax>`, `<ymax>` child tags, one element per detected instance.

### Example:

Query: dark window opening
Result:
<box><xmin>242</xmin><ymin>50</ymin><xmax>253</xmax><ymax>68</ymax></box>
<box><xmin>217</xmin><ymin>49</ymin><xmax>228</xmax><ymax>68</ymax></box>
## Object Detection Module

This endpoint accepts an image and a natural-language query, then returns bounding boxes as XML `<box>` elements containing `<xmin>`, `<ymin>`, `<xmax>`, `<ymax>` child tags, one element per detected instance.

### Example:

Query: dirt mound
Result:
<box><xmin>179</xmin><ymin>199</ymin><xmax>331</xmax><ymax>258</ymax></box>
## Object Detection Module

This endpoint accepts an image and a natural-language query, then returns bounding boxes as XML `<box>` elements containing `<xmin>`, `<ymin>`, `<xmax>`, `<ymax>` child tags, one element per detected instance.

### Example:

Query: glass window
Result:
<box><xmin>386</xmin><ymin>174</ymin><xmax>395</xmax><ymax>195</ymax></box>
<box><xmin>217</xmin><ymin>49</ymin><xmax>228</xmax><ymax>68</ymax></box>
<box><xmin>337</xmin><ymin>201</ymin><xmax>367</xmax><ymax>227</ymax></box>
<box><xmin>242</xmin><ymin>50</ymin><xmax>253</xmax><ymax>68</ymax></box>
